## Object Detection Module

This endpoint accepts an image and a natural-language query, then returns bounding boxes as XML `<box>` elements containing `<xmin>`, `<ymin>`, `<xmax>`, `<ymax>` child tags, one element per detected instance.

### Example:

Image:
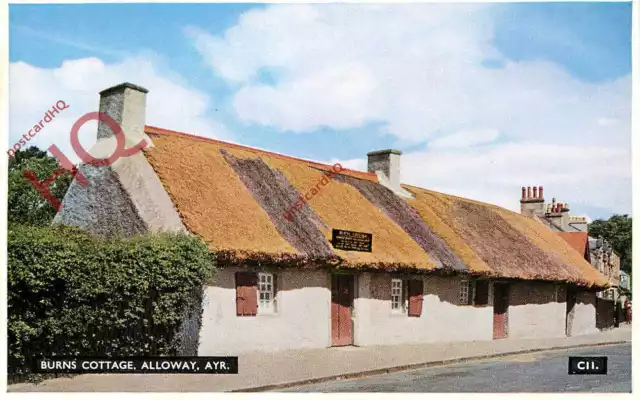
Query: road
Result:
<box><xmin>283</xmin><ymin>343</ymin><xmax>631</xmax><ymax>392</ymax></box>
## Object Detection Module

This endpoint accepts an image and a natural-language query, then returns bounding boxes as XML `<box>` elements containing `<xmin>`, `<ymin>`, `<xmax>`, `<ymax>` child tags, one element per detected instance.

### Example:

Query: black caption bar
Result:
<box><xmin>568</xmin><ymin>356</ymin><xmax>607</xmax><ymax>375</ymax></box>
<box><xmin>36</xmin><ymin>357</ymin><xmax>238</xmax><ymax>374</ymax></box>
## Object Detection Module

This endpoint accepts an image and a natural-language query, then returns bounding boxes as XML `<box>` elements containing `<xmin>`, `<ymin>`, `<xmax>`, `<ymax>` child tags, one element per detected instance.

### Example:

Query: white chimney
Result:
<box><xmin>366</xmin><ymin>149</ymin><xmax>413</xmax><ymax>198</ymax></box>
<box><xmin>95</xmin><ymin>82</ymin><xmax>152</xmax><ymax>153</ymax></box>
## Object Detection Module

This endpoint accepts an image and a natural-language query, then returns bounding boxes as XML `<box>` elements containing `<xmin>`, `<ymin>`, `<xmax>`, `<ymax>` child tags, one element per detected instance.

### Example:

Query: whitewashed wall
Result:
<box><xmin>199</xmin><ymin>267</ymin><xmax>596</xmax><ymax>355</ymax></box>
<box><xmin>198</xmin><ymin>267</ymin><xmax>331</xmax><ymax>355</ymax></box>
<box><xmin>354</xmin><ymin>273</ymin><xmax>493</xmax><ymax>346</ymax></box>
<box><xmin>570</xmin><ymin>290</ymin><xmax>599</xmax><ymax>336</ymax></box>
<box><xmin>507</xmin><ymin>281</ymin><xmax>567</xmax><ymax>339</ymax></box>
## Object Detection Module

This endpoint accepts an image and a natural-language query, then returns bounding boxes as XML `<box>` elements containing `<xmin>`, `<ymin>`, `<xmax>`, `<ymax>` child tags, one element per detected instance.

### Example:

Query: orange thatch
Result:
<box><xmin>143</xmin><ymin>126</ymin><xmax>608</xmax><ymax>288</ymax></box>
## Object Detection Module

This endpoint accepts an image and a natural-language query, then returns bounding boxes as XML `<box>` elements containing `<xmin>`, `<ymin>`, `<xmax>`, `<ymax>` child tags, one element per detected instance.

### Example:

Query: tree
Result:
<box><xmin>8</xmin><ymin>147</ymin><xmax>73</xmax><ymax>226</ymax></box>
<box><xmin>589</xmin><ymin>214</ymin><xmax>632</xmax><ymax>274</ymax></box>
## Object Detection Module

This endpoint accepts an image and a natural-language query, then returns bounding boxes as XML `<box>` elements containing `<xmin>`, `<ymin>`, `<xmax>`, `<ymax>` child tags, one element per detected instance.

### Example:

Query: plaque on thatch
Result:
<box><xmin>331</xmin><ymin>229</ymin><xmax>372</xmax><ymax>252</ymax></box>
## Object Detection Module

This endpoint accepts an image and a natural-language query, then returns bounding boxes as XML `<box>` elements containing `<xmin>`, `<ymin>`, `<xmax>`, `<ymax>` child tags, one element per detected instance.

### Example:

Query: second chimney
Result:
<box><xmin>367</xmin><ymin>149</ymin><xmax>412</xmax><ymax>198</ymax></box>
<box><xmin>520</xmin><ymin>185</ymin><xmax>545</xmax><ymax>217</ymax></box>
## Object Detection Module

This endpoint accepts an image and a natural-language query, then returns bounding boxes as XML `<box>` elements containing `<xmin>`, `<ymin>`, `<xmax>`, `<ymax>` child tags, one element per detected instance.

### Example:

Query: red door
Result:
<box><xmin>331</xmin><ymin>274</ymin><xmax>354</xmax><ymax>346</ymax></box>
<box><xmin>493</xmin><ymin>283</ymin><xmax>509</xmax><ymax>339</ymax></box>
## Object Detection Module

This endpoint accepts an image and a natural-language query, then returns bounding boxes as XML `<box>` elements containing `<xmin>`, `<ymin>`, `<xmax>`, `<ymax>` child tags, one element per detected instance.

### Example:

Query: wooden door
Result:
<box><xmin>331</xmin><ymin>274</ymin><xmax>354</xmax><ymax>346</ymax></box>
<box><xmin>493</xmin><ymin>283</ymin><xmax>509</xmax><ymax>339</ymax></box>
<box><xmin>566</xmin><ymin>288</ymin><xmax>577</xmax><ymax>336</ymax></box>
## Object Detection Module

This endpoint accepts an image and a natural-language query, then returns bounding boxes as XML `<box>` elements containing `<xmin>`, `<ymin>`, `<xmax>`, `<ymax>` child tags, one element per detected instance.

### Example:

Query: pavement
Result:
<box><xmin>8</xmin><ymin>324</ymin><xmax>632</xmax><ymax>392</ymax></box>
<box><xmin>284</xmin><ymin>343</ymin><xmax>631</xmax><ymax>392</ymax></box>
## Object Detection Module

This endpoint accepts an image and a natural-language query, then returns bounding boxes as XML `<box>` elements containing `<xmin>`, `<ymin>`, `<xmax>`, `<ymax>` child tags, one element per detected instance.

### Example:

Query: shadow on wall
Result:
<box><xmin>360</xmin><ymin>273</ymin><xmax>491</xmax><ymax>309</ymax></box>
<box><xmin>508</xmin><ymin>281</ymin><xmax>560</xmax><ymax>306</ymax></box>
<box><xmin>208</xmin><ymin>268</ymin><xmax>472</xmax><ymax>307</ymax></box>
<box><xmin>596</xmin><ymin>298</ymin><xmax>616</xmax><ymax>330</ymax></box>
<box><xmin>208</xmin><ymin>268</ymin><xmax>591</xmax><ymax>310</ymax></box>
<box><xmin>206</xmin><ymin>267</ymin><xmax>330</xmax><ymax>293</ymax></box>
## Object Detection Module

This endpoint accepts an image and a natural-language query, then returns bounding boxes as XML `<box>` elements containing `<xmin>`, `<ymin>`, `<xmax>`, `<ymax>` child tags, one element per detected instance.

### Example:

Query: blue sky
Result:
<box><xmin>9</xmin><ymin>2</ymin><xmax>632</xmax><ymax>219</ymax></box>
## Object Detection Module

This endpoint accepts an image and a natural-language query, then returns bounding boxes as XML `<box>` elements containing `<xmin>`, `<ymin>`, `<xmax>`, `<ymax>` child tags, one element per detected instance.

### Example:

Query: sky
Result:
<box><xmin>8</xmin><ymin>2</ymin><xmax>632</xmax><ymax>220</ymax></box>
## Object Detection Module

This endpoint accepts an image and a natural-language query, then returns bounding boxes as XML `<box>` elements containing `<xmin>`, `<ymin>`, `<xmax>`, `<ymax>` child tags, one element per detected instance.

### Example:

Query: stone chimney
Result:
<box><xmin>92</xmin><ymin>82</ymin><xmax>152</xmax><ymax>156</ymax></box>
<box><xmin>568</xmin><ymin>216</ymin><xmax>589</xmax><ymax>232</ymax></box>
<box><xmin>543</xmin><ymin>198</ymin><xmax>565</xmax><ymax>230</ymax></box>
<box><xmin>367</xmin><ymin>149</ymin><xmax>413</xmax><ymax>198</ymax></box>
<box><xmin>520</xmin><ymin>185</ymin><xmax>545</xmax><ymax>217</ymax></box>
<box><xmin>560</xmin><ymin>203</ymin><xmax>570</xmax><ymax>230</ymax></box>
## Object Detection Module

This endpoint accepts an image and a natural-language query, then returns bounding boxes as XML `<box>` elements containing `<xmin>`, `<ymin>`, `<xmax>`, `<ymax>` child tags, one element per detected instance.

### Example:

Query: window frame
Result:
<box><xmin>459</xmin><ymin>279</ymin><xmax>475</xmax><ymax>306</ymax></box>
<box><xmin>257</xmin><ymin>272</ymin><xmax>277</xmax><ymax>314</ymax></box>
<box><xmin>391</xmin><ymin>278</ymin><xmax>405</xmax><ymax>314</ymax></box>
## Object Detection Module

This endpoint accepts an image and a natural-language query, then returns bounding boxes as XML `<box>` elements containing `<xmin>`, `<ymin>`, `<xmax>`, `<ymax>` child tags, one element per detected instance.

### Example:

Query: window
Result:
<box><xmin>236</xmin><ymin>271</ymin><xmax>277</xmax><ymax>316</ymax></box>
<box><xmin>391</xmin><ymin>279</ymin><xmax>404</xmax><ymax>312</ymax></box>
<box><xmin>391</xmin><ymin>278</ymin><xmax>423</xmax><ymax>317</ymax></box>
<box><xmin>474</xmin><ymin>280</ymin><xmax>489</xmax><ymax>306</ymax></box>
<box><xmin>459</xmin><ymin>280</ymin><xmax>474</xmax><ymax>305</ymax></box>
<box><xmin>258</xmin><ymin>272</ymin><xmax>276</xmax><ymax>313</ymax></box>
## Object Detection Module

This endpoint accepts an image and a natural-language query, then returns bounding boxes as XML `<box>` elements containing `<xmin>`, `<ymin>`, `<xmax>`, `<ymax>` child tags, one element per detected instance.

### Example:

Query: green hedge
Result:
<box><xmin>8</xmin><ymin>224</ymin><xmax>215</xmax><ymax>382</ymax></box>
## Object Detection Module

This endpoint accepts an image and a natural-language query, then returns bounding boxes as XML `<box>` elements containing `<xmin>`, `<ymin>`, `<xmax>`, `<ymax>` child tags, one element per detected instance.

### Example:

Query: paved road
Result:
<box><xmin>283</xmin><ymin>344</ymin><xmax>631</xmax><ymax>392</ymax></box>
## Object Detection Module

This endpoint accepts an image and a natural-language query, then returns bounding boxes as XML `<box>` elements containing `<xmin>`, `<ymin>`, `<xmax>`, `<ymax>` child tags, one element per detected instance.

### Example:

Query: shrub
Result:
<box><xmin>8</xmin><ymin>224</ymin><xmax>214</xmax><ymax>383</ymax></box>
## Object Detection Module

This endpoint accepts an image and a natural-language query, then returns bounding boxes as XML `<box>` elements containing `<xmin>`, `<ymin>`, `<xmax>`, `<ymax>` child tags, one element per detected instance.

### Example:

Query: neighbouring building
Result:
<box><xmin>54</xmin><ymin>83</ymin><xmax>609</xmax><ymax>355</ymax></box>
<box><xmin>520</xmin><ymin>186</ymin><xmax>622</xmax><ymax>330</ymax></box>
<box><xmin>620</xmin><ymin>271</ymin><xmax>631</xmax><ymax>294</ymax></box>
<box><xmin>619</xmin><ymin>271</ymin><xmax>631</xmax><ymax>305</ymax></box>
<box><xmin>589</xmin><ymin>237</ymin><xmax>621</xmax><ymax>301</ymax></box>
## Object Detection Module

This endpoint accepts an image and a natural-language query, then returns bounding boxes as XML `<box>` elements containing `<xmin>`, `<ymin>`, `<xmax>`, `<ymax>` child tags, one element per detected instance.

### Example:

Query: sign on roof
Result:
<box><xmin>331</xmin><ymin>229</ymin><xmax>372</xmax><ymax>253</ymax></box>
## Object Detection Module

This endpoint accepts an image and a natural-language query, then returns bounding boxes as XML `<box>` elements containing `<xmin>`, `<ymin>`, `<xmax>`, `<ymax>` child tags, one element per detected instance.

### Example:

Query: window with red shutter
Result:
<box><xmin>235</xmin><ymin>272</ymin><xmax>258</xmax><ymax>316</ymax></box>
<box><xmin>407</xmin><ymin>279</ymin><xmax>424</xmax><ymax>317</ymax></box>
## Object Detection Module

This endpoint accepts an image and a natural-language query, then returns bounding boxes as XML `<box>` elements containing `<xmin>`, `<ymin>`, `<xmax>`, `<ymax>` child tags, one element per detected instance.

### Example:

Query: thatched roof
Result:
<box><xmin>143</xmin><ymin>126</ymin><xmax>608</xmax><ymax>288</ymax></box>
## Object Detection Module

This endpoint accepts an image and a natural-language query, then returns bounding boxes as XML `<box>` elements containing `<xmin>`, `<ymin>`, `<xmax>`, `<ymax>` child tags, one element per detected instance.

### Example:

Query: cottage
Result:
<box><xmin>54</xmin><ymin>83</ymin><xmax>609</xmax><ymax>355</ymax></box>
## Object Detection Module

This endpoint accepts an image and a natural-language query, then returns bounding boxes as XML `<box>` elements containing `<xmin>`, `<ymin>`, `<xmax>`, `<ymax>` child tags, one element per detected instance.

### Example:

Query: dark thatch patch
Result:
<box><xmin>220</xmin><ymin>149</ymin><xmax>337</xmax><ymax>260</ymax></box>
<box><xmin>451</xmin><ymin>200</ymin><xmax>573</xmax><ymax>280</ymax></box>
<box><xmin>334</xmin><ymin>174</ymin><xmax>467</xmax><ymax>271</ymax></box>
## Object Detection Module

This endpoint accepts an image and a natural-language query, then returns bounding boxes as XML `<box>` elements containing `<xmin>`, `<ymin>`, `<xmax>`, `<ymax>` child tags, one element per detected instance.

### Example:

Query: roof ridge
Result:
<box><xmin>145</xmin><ymin>125</ymin><xmax>375</xmax><ymax>178</ymax></box>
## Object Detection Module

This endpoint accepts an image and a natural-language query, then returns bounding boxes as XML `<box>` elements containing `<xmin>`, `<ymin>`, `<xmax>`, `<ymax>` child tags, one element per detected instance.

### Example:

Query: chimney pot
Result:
<box><xmin>539</xmin><ymin>186</ymin><xmax>543</xmax><ymax>199</ymax></box>
<box><xmin>527</xmin><ymin>186</ymin><xmax>532</xmax><ymax>199</ymax></box>
<box><xmin>533</xmin><ymin>186</ymin><xmax>538</xmax><ymax>198</ymax></box>
<box><xmin>521</xmin><ymin>187</ymin><xmax>526</xmax><ymax>200</ymax></box>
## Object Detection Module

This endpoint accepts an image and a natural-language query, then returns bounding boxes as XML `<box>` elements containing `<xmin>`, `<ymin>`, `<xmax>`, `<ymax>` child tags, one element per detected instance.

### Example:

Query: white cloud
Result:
<box><xmin>404</xmin><ymin>142</ymin><xmax>630</xmax><ymax>214</ymax></box>
<box><xmin>597</xmin><ymin>117</ymin><xmax>619</xmax><ymax>127</ymax></box>
<box><xmin>332</xmin><ymin>141</ymin><xmax>630</xmax><ymax>215</ymax></box>
<box><xmin>190</xmin><ymin>4</ymin><xmax>631</xmax><ymax>215</ymax></box>
<box><xmin>9</xmin><ymin>55</ymin><xmax>230</xmax><ymax>163</ymax></box>
<box><xmin>429</xmin><ymin>128</ymin><xmax>500</xmax><ymax>149</ymax></box>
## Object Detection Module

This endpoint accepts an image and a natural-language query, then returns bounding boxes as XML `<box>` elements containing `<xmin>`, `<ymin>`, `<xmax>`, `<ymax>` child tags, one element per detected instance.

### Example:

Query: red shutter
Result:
<box><xmin>236</xmin><ymin>272</ymin><xmax>258</xmax><ymax>316</ymax></box>
<box><xmin>408</xmin><ymin>279</ymin><xmax>424</xmax><ymax>317</ymax></box>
